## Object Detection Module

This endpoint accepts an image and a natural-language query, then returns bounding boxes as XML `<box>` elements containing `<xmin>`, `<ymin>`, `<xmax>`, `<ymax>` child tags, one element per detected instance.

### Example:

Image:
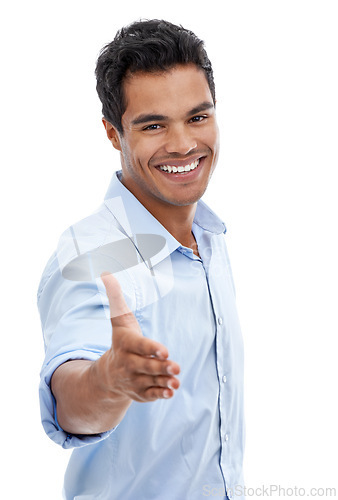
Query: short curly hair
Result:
<box><xmin>95</xmin><ymin>19</ymin><xmax>216</xmax><ymax>134</ymax></box>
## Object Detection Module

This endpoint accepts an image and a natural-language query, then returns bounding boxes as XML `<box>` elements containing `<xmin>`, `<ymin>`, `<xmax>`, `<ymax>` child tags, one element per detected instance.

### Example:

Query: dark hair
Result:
<box><xmin>95</xmin><ymin>19</ymin><xmax>215</xmax><ymax>134</ymax></box>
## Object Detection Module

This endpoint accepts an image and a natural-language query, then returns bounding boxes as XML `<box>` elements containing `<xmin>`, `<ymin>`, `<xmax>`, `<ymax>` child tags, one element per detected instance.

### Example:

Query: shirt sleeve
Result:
<box><xmin>37</xmin><ymin>249</ymin><xmax>136</xmax><ymax>449</ymax></box>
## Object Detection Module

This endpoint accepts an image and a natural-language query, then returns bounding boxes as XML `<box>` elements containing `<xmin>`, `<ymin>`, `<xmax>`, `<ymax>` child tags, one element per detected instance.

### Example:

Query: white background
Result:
<box><xmin>1</xmin><ymin>1</ymin><xmax>337</xmax><ymax>498</ymax></box>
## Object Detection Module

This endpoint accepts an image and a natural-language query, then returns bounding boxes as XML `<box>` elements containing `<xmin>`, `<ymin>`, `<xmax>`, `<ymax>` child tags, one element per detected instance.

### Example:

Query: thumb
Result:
<box><xmin>100</xmin><ymin>272</ymin><xmax>140</xmax><ymax>331</ymax></box>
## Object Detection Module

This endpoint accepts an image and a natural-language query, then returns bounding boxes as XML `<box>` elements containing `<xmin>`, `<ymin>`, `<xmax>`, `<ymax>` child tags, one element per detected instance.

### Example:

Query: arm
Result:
<box><xmin>51</xmin><ymin>273</ymin><xmax>180</xmax><ymax>435</ymax></box>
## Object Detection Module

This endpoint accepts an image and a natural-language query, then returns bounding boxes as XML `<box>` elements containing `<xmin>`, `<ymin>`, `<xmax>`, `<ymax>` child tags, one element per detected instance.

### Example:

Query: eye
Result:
<box><xmin>189</xmin><ymin>115</ymin><xmax>207</xmax><ymax>123</ymax></box>
<box><xmin>143</xmin><ymin>124</ymin><xmax>162</xmax><ymax>131</ymax></box>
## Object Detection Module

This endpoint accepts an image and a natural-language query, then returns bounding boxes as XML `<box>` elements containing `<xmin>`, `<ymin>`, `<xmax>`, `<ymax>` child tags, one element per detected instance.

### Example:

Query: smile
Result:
<box><xmin>158</xmin><ymin>159</ymin><xmax>200</xmax><ymax>174</ymax></box>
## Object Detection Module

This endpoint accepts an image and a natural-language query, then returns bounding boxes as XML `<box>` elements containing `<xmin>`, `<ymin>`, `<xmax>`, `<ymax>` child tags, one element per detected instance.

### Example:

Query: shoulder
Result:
<box><xmin>37</xmin><ymin>201</ymin><xmax>146</xmax><ymax>316</ymax></box>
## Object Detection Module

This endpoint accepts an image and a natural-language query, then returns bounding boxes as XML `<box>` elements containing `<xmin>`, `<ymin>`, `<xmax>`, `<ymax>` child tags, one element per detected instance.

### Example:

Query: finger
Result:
<box><xmin>132</xmin><ymin>354</ymin><xmax>180</xmax><ymax>376</ymax></box>
<box><xmin>143</xmin><ymin>387</ymin><xmax>175</xmax><ymax>401</ymax></box>
<box><xmin>121</xmin><ymin>333</ymin><xmax>169</xmax><ymax>360</ymax></box>
<box><xmin>132</xmin><ymin>374</ymin><xmax>180</xmax><ymax>392</ymax></box>
<box><xmin>101</xmin><ymin>272</ymin><xmax>169</xmax><ymax>360</ymax></box>
<box><xmin>148</xmin><ymin>375</ymin><xmax>180</xmax><ymax>391</ymax></box>
<box><xmin>100</xmin><ymin>272</ymin><xmax>138</xmax><ymax>327</ymax></box>
<box><xmin>123</xmin><ymin>351</ymin><xmax>178</xmax><ymax>376</ymax></box>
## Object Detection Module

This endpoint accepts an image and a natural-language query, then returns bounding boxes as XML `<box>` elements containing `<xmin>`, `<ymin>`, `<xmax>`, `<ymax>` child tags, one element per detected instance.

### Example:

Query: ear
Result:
<box><xmin>102</xmin><ymin>118</ymin><xmax>122</xmax><ymax>152</ymax></box>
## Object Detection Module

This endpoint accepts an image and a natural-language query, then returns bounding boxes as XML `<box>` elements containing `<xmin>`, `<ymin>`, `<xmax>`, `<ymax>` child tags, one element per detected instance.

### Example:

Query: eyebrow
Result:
<box><xmin>130</xmin><ymin>101</ymin><xmax>214</xmax><ymax>126</ymax></box>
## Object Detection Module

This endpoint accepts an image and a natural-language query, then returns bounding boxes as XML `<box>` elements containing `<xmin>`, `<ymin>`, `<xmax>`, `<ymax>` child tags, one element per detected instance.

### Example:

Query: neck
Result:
<box><xmin>119</xmin><ymin>173</ymin><xmax>198</xmax><ymax>253</ymax></box>
<box><xmin>152</xmin><ymin>204</ymin><xmax>200</xmax><ymax>257</ymax></box>
<box><xmin>145</xmin><ymin>201</ymin><xmax>197</xmax><ymax>249</ymax></box>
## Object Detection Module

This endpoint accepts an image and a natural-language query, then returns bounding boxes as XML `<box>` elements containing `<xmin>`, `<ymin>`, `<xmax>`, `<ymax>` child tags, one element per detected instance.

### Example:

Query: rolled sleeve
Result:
<box><xmin>39</xmin><ymin>350</ymin><xmax>114</xmax><ymax>449</ymax></box>
<box><xmin>37</xmin><ymin>251</ymin><xmax>135</xmax><ymax>448</ymax></box>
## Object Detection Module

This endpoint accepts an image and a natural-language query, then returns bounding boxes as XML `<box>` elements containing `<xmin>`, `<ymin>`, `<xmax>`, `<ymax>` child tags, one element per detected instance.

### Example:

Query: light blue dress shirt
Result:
<box><xmin>38</xmin><ymin>171</ymin><xmax>245</xmax><ymax>500</ymax></box>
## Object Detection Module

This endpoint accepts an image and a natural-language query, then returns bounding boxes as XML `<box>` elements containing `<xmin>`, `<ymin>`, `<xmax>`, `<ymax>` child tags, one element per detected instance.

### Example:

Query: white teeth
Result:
<box><xmin>159</xmin><ymin>159</ymin><xmax>200</xmax><ymax>173</ymax></box>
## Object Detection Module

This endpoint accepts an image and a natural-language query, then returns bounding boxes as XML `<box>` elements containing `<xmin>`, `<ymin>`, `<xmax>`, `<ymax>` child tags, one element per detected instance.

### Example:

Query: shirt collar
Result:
<box><xmin>103</xmin><ymin>171</ymin><xmax>226</xmax><ymax>265</ymax></box>
<box><xmin>194</xmin><ymin>199</ymin><xmax>227</xmax><ymax>235</ymax></box>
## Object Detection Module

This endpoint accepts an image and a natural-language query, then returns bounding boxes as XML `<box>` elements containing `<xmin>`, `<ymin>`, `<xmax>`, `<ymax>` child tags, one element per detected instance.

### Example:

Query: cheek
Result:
<box><xmin>124</xmin><ymin>134</ymin><xmax>160</xmax><ymax>167</ymax></box>
<box><xmin>137</xmin><ymin>137</ymin><xmax>164</xmax><ymax>167</ymax></box>
<box><xmin>203</xmin><ymin>124</ymin><xmax>219</xmax><ymax>168</ymax></box>
<box><xmin>210</xmin><ymin>123</ymin><xmax>220</xmax><ymax>149</ymax></box>
<box><xmin>198</xmin><ymin>122</ymin><xmax>219</xmax><ymax>149</ymax></box>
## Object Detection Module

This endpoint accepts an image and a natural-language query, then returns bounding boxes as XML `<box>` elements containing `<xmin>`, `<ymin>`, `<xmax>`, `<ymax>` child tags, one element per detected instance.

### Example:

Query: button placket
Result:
<box><xmin>202</xmin><ymin>254</ymin><xmax>230</xmax><ymax>491</ymax></box>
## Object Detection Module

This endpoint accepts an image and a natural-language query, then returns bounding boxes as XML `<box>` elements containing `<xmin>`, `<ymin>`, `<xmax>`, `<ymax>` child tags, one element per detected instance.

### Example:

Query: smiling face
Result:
<box><xmin>104</xmin><ymin>64</ymin><xmax>219</xmax><ymax>218</ymax></box>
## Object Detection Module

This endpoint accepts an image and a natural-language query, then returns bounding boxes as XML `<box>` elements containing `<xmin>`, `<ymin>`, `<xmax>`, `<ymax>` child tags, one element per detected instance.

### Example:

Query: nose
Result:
<box><xmin>164</xmin><ymin>125</ymin><xmax>197</xmax><ymax>156</ymax></box>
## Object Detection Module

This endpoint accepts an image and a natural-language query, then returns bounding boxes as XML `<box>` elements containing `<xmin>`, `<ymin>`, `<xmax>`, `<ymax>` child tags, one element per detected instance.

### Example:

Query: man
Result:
<box><xmin>38</xmin><ymin>19</ymin><xmax>245</xmax><ymax>499</ymax></box>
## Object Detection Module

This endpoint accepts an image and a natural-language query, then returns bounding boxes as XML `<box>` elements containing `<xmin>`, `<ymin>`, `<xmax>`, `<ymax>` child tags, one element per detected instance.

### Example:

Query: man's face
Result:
<box><xmin>108</xmin><ymin>64</ymin><xmax>219</xmax><ymax>213</ymax></box>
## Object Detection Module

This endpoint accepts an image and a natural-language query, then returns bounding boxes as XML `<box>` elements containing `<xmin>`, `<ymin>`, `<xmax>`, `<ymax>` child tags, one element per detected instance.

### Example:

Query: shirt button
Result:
<box><xmin>218</xmin><ymin>317</ymin><xmax>223</xmax><ymax>325</ymax></box>
<box><xmin>222</xmin><ymin>375</ymin><xmax>227</xmax><ymax>383</ymax></box>
<box><xmin>224</xmin><ymin>433</ymin><xmax>229</xmax><ymax>442</ymax></box>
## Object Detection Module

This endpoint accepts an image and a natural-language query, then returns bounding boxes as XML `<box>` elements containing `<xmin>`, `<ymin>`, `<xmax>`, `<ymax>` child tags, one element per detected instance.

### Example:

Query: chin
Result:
<box><xmin>165</xmin><ymin>189</ymin><xmax>208</xmax><ymax>207</ymax></box>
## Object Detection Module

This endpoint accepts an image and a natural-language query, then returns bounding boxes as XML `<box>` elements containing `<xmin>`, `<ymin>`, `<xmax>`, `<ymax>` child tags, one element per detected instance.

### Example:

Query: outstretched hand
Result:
<box><xmin>100</xmin><ymin>272</ymin><xmax>180</xmax><ymax>402</ymax></box>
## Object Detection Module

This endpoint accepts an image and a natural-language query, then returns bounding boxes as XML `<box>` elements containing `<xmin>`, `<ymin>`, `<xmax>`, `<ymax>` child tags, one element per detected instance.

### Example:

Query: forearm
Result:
<box><xmin>51</xmin><ymin>355</ymin><xmax>132</xmax><ymax>435</ymax></box>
